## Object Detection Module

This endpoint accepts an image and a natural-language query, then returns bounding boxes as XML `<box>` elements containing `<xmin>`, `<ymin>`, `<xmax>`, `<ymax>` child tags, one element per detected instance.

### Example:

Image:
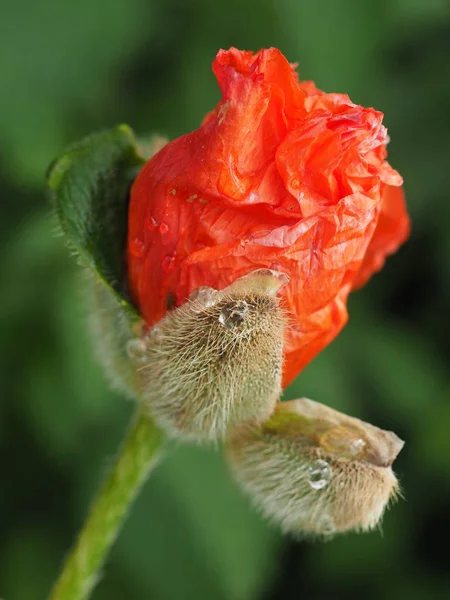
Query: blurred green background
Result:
<box><xmin>1</xmin><ymin>0</ymin><xmax>450</xmax><ymax>598</ymax></box>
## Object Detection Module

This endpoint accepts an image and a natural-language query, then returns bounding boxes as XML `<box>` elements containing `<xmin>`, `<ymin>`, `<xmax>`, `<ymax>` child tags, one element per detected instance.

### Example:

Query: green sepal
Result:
<box><xmin>48</xmin><ymin>125</ymin><xmax>165</xmax><ymax>397</ymax></box>
<box><xmin>48</xmin><ymin>124</ymin><xmax>145</xmax><ymax>317</ymax></box>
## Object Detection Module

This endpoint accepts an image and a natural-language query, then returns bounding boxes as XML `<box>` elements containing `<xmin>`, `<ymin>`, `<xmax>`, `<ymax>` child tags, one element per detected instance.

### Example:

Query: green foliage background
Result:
<box><xmin>1</xmin><ymin>0</ymin><xmax>450</xmax><ymax>598</ymax></box>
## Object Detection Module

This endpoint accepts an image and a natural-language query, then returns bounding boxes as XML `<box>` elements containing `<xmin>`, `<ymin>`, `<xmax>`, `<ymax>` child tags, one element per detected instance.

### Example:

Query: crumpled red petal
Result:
<box><xmin>353</xmin><ymin>184</ymin><xmax>410</xmax><ymax>289</ymax></box>
<box><xmin>127</xmin><ymin>47</ymin><xmax>409</xmax><ymax>387</ymax></box>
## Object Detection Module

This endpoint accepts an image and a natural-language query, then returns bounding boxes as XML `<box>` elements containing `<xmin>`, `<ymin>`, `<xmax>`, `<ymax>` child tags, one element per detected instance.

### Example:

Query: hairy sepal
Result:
<box><xmin>227</xmin><ymin>398</ymin><xmax>403</xmax><ymax>537</ymax></box>
<box><xmin>132</xmin><ymin>270</ymin><xmax>288</xmax><ymax>442</ymax></box>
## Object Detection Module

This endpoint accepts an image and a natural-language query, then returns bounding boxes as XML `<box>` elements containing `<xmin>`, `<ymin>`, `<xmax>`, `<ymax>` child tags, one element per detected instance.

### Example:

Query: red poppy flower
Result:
<box><xmin>127</xmin><ymin>47</ymin><xmax>410</xmax><ymax>387</ymax></box>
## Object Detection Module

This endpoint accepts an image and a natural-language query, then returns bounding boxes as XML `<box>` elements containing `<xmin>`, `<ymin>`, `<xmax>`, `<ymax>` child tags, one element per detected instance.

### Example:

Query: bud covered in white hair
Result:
<box><xmin>227</xmin><ymin>398</ymin><xmax>404</xmax><ymax>536</ymax></box>
<box><xmin>130</xmin><ymin>270</ymin><xmax>288</xmax><ymax>442</ymax></box>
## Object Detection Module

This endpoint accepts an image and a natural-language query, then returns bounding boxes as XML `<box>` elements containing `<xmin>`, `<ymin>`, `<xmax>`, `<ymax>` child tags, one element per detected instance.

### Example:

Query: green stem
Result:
<box><xmin>49</xmin><ymin>411</ymin><xmax>165</xmax><ymax>600</ymax></box>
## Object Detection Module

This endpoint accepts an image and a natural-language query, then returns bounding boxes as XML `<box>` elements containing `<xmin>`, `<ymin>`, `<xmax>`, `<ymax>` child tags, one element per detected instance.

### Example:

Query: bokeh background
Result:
<box><xmin>1</xmin><ymin>0</ymin><xmax>450</xmax><ymax>598</ymax></box>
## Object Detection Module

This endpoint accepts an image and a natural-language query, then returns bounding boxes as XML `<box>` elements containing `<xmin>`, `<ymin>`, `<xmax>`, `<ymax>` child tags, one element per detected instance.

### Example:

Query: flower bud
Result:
<box><xmin>131</xmin><ymin>269</ymin><xmax>288</xmax><ymax>442</ymax></box>
<box><xmin>227</xmin><ymin>398</ymin><xmax>404</xmax><ymax>536</ymax></box>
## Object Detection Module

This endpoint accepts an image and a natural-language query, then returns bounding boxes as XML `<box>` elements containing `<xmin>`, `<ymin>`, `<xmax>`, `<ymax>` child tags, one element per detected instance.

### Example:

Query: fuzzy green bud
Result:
<box><xmin>227</xmin><ymin>398</ymin><xmax>403</xmax><ymax>536</ymax></box>
<box><xmin>129</xmin><ymin>270</ymin><xmax>288</xmax><ymax>442</ymax></box>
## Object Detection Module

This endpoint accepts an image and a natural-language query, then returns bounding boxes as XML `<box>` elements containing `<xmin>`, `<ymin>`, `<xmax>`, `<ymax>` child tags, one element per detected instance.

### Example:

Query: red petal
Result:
<box><xmin>352</xmin><ymin>185</ymin><xmax>410</xmax><ymax>289</ymax></box>
<box><xmin>127</xmin><ymin>47</ymin><xmax>410</xmax><ymax>387</ymax></box>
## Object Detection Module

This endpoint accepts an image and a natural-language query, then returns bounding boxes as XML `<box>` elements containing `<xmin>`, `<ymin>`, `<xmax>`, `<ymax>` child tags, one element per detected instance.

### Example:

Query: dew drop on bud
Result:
<box><xmin>126</xmin><ymin>339</ymin><xmax>147</xmax><ymax>363</ymax></box>
<box><xmin>317</xmin><ymin>514</ymin><xmax>336</xmax><ymax>535</ymax></box>
<box><xmin>319</xmin><ymin>425</ymin><xmax>368</xmax><ymax>461</ymax></box>
<box><xmin>189</xmin><ymin>286</ymin><xmax>219</xmax><ymax>310</ymax></box>
<box><xmin>147</xmin><ymin>323</ymin><xmax>161</xmax><ymax>340</ymax></box>
<box><xmin>307</xmin><ymin>459</ymin><xmax>332</xmax><ymax>490</ymax></box>
<box><xmin>350</xmin><ymin>438</ymin><xmax>366</xmax><ymax>456</ymax></box>
<box><xmin>218</xmin><ymin>300</ymin><xmax>249</xmax><ymax>328</ymax></box>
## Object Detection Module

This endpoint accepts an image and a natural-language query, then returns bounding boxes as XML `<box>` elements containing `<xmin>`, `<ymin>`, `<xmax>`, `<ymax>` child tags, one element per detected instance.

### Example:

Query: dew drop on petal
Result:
<box><xmin>145</xmin><ymin>215</ymin><xmax>158</xmax><ymax>231</ymax></box>
<box><xmin>161</xmin><ymin>254</ymin><xmax>176</xmax><ymax>273</ymax></box>
<box><xmin>159</xmin><ymin>222</ymin><xmax>169</xmax><ymax>234</ymax></box>
<box><xmin>130</xmin><ymin>238</ymin><xmax>146</xmax><ymax>258</ymax></box>
<box><xmin>307</xmin><ymin>459</ymin><xmax>332</xmax><ymax>490</ymax></box>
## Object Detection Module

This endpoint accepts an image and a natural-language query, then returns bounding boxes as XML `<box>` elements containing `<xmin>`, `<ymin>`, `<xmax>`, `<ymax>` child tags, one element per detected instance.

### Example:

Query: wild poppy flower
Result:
<box><xmin>128</xmin><ymin>47</ymin><xmax>410</xmax><ymax>387</ymax></box>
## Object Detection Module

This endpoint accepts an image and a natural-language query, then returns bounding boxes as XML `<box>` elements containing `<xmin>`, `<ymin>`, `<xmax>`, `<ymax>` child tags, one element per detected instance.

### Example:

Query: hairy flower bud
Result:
<box><xmin>130</xmin><ymin>270</ymin><xmax>288</xmax><ymax>441</ymax></box>
<box><xmin>227</xmin><ymin>398</ymin><xmax>404</xmax><ymax>536</ymax></box>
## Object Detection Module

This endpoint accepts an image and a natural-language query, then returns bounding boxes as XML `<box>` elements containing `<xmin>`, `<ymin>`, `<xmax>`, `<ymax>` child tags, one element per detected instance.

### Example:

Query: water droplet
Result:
<box><xmin>218</xmin><ymin>300</ymin><xmax>249</xmax><ymax>328</ymax></box>
<box><xmin>159</xmin><ymin>223</ymin><xmax>169</xmax><ymax>234</ymax></box>
<box><xmin>145</xmin><ymin>216</ymin><xmax>158</xmax><ymax>231</ymax></box>
<box><xmin>189</xmin><ymin>286</ymin><xmax>218</xmax><ymax>309</ymax></box>
<box><xmin>147</xmin><ymin>324</ymin><xmax>161</xmax><ymax>338</ymax></box>
<box><xmin>320</xmin><ymin>426</ymin><xmax>367</xmax><ymax>460</ymax></box>
<box><xmin>307</xmin><ymin>459</ymin><xmax>332</xmax><ymax>490</ymax></box>
<box><xmin>186</xmin><ymin>194</ymin><xmax>198</xmax><ymax>203</ymax></box>
<box><xmin>126</xmin><ymin>339</ymin><xmax>147</xmax><ymax>362</ymax></box>
<box><xmin>317</xmin><ymin>514</ymin><xmax>336</xmax><ymax>535</ymax></box>
<box><xmin>143</xmin><ymin>324</ymin><xmax>162</xmax><ymax>346</ymax></box>
<box><xmin>162</xmin><ymin>254</ymin><xmax>176</xmax><ymax>273</ymax></box>
<box><xmin>170</xmin><ymin>188</ymin><xmax>177</xmax><ymax>196</ymax></box>
<box><xmin>130</xmin><ymin>238</ymin><xmax>146</xmax><ymax>258</ymax></box>
<box><xmin>291</xmin><ymin>178</ymin><xmax>300</xmax><ymax>190</ymax></box>
<box><xmin>350</xmin><ymin>437</ymin><xmax>366</xmax><ymax>456</ymax></box>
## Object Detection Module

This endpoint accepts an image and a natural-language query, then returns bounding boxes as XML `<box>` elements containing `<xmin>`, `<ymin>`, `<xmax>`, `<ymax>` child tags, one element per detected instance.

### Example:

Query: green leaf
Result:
<box><xmin>47</xmin><ymin>124</ymin><xmax>144</xmax><ymax>315</ymax></box>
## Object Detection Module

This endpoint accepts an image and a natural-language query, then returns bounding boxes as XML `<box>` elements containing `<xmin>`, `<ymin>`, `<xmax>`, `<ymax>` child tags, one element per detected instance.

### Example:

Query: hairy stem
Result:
<box><xmin>49</xmin><ymin>411</ymin><xmax>164</xmax><ymax>600</ymax></box>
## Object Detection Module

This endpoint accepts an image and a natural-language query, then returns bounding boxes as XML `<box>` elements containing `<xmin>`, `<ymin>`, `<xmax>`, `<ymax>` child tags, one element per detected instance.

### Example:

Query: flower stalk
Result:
<box><xmin>49</xmin><ymin>411</ymin><xmax>164</xmax><ymax>600</ymax></box>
